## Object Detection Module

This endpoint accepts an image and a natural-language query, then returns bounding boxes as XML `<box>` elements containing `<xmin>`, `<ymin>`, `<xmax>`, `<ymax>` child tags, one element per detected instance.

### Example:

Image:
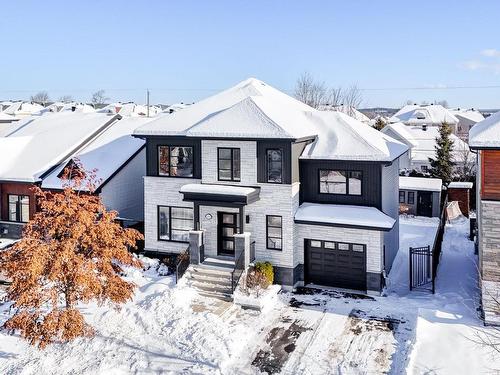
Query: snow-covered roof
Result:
<box><xmin>43</xmin><ymin>102</ymin><xmax>95</xmax><ymax>114</ymax></box>
<box><xmin>469</xmin><ymin>111</ymin><xmax>500</xmax><ymax>148</ymax></box>
<box><xmin>449</xmin><ymin>108</ymin><xmax>484</xmax><ymax>124</ymax></box>
<box><xmin>319</xmin><ymin>104</ymin><xmax>371</xmax><ymax>123</ymax></box>
<box><xmin>98</xmin><ymin>103</ymin><xmax>162</xmax><ymax>117</ymax></box>
<box><xmin>300</xmin><ymin>111</ymin><xmax>408</xmax><ymax>162</ymax></box>
<box><xmin>390</xmin><ymin>104</ymin><xmax>459</xmax><ymax>126</ymax></box>
<box><xmin>399</xmin><ymin>176</ymin><xmax>442</xmax><ymax>192</ymax></box>
<box><xmin>180</xmin><ymin>183</ymin><xmax>257</xmax><ymax>197</ymax></box>
<box><xmin>381</xmin><ymin>122</ymin><xmax>418</xmax><ymax>148</ymax></box>
<box><xmin>0</xmin><ymin>112</ymin><xmax>121</xmax><ymax>182</ymax></box>
<box><xmin>448</xmin><ymin>181</ymin><xmax>473</xmax><ymax>189</ymax></box>
<box><xmin>295</xmin><ymin>202</ymin><xmax>395</xmax><ymax>230</ymax></box>
<box><xmin>404</xmin><ymin>126</ymin><xmax>471</xmax><ymax>163</ymax></box>
<box><xmin>41</xmin><ymin>116</ymin><xmax>152</xmax><ymax>190</ymax></box>
<box><xmin>136</xmin><ymin>78</ymin><xmax>407</xmax><ymax>162</ymax></box>
<box><xmin>2</xmin><ymin>101</ymin><xmax>44</xmax><ymax>117</ymax></box>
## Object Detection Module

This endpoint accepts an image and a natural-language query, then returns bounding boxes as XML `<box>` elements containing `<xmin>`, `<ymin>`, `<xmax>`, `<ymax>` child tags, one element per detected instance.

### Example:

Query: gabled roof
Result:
<box><xmin>135</xmin><ymin>78</ymin><xmax>407</xmax><ymax>162</ymax></box>
<box><xmin>390</xmin><ymin>104</ymin><xmax>459</xmax><ymax>125</ymax></box>
<box><xmin>41</xmin><ymin>115</ymin><xmax>153</xmax><ymax>190</ymax></box>
<box><xmin>0</xmin><ymin>112</ymin><xmax>121</xmax><ymax>182</ymax></box>
<box><xmin>469</xmin><ymin>111</ymin><xmax>500</xmax><ymax>148</ymax></box>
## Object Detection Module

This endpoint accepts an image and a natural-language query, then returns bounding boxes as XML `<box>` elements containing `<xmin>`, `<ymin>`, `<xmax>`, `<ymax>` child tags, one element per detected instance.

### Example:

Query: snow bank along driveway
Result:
<box><xmin>0</xmin><ymin>217</ymin><xmax>498</xmax><ymax>374</ymax></box>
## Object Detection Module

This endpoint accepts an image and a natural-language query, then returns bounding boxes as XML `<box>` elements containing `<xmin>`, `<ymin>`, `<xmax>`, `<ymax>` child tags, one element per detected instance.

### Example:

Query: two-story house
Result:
<box><xmin>134</xmin><ymin>78</ymin><xmax>407</xmax><ymax>295</ymax></box>
<box><xmin>469</xmin><ymin>111</ymin><xmax>500</xmax><ymax>325</ymax></box>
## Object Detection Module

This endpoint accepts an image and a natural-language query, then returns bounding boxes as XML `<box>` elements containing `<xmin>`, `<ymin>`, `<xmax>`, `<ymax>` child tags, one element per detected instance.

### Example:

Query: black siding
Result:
<box><xmin>146</xmin><ymin>136</ymin><xmax>202</xmax><ymax>178</ymax></box>
<box><xmin>299</xmin><ymin>159</ymin><xmax>382</xmax><ymax>209</ymax></box>
<box><xmin>257</xmin><ymin>140</ymin><xmax>292</xmax><ymax>184</ymax></box>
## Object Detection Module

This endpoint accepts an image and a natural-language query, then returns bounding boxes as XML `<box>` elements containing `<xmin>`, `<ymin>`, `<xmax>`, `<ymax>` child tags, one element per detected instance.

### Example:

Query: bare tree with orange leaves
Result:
<box><xmin>0</xmin><ymin>161</ymin><xmax>143</xmax><ymax>348</ymax></box>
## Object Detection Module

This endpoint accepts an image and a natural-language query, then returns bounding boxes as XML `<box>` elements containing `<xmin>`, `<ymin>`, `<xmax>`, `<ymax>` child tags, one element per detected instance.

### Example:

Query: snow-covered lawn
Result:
<box><xmin>0</xmin><ymin>216</ymin><xmax>498</xmax><ymax>374</ymax></box>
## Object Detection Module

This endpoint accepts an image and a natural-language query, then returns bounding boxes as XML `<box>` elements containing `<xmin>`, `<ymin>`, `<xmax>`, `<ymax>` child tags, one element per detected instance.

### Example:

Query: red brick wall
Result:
<box><xmin>0</xmin><ymin>182</ymin><xmax>38</xmax><ymax>221</ymax></box>
<box><xmin>448</xmin><ymin>187</ymin><xmax>470</xmax><ymax>217</ymax></box>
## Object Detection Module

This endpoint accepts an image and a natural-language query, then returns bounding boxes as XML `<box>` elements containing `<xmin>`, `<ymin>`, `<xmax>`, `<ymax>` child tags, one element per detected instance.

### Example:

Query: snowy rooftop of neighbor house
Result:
<box><xmin>41</xmin><ymin>115</ymin><xmax>154</xmax><ymax>190</ymax></box>
<box><xmin>42</xmin><ymin>102</ymin><xmax>95</xmax><ymax>114</ymax></box>
<box><xmin>318</xmin><ymin>104</ymin><xmax>371</xmax><ymax>123</ymax></box>
<box><xmin>295</xmin><ymin>202</ymin><xmax>395</xmax><ymax>230</ymax></box>
<box><xmin>2</xmin><ymin>101</ymin><xmax>44</xmax><ymax>117</ymax></box>
<box><xmin>380</xmin><ymin>122</ymin><xmax>418</xmax><ymax>148</ymax></box>
<box><xmin>390</xmin><ymin>104</ymin><xmax>459</xmax><ymax>125</ymax></box>
<box><xmin>98</xmin><ymin>102</ymin><xmax>162</xmax><ymax>117</ymax></box>
<box><xmin>0</xmin><ymin>112</ymin><xmax>123</xmax><ymax>182</ymax></box>
<box><xmin>469</xmin><ymin>111</ymin><xmax>500</xmax><ymax>148</ymax></box>
<box><xmin>399</xmin><ymin>176</ymin><xmax>442</xmax><ymax>192</ymax></box>
<box><xmin>449</xmin><ymin>108</ymin><xmax>485</xmax><ymax>123</ymax></box>
<box><xmin>135</xmin><ymin>78</ymin><xmax>407</xmax><ymax>162</ymax></box>
<box><xmin>448</xmin><ymin>181</ymin><xmax>473</xmax><ymax>189</ymax></box>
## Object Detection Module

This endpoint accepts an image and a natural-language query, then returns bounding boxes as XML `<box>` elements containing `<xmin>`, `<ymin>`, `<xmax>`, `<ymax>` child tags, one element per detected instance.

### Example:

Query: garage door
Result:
<box><xmin>305</xmin><ymin>239</ymin><xmax>366</xmax><ymax>291</ymax></box>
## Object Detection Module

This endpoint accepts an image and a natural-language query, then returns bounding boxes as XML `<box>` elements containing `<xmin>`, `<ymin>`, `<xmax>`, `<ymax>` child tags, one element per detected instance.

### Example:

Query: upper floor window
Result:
<box><xmin>218</xmin><ymin>148</ymin><xmax>241</xmax><ymax>181</ymax></box>
<box><xmin>8</xmin><ymin>194</ymin><xmax>29</xmax><ymax>222</ymax></box>
<box><xmin>266</xmin><ymin>149</ymin><xmax>282</xmax><ymax>183</ymax></box>
<box><xmin>158</xmin><ymin>146</ymin><xmax>193</xmax><ymax>177</ymax></box>
<box><xmin>319</xmin><ymin>170</ymin><xmax>362</xmax><ymax>195</ymax></box>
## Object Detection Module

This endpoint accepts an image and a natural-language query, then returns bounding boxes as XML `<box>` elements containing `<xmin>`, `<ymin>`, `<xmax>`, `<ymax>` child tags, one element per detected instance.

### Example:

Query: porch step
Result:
<box><xmin>185</xmin><ymin>264</ymin><xmax>235</xmax><ymax>302</ymax></box>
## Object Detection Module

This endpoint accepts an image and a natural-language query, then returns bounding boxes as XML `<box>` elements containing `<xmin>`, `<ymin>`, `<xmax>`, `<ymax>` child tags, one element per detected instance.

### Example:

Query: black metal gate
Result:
<box><xmin>409</xmin><ymin>245</ymin><xmax>434</xmax><ymax>293</ymax></box>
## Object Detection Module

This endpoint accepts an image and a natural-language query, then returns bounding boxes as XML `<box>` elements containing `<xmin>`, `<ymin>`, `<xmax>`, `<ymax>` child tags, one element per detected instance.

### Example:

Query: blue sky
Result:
<box><xmin>1</xmin><ymin>0</ymin><xmax>499</xmax><ymax>108</ymax></box>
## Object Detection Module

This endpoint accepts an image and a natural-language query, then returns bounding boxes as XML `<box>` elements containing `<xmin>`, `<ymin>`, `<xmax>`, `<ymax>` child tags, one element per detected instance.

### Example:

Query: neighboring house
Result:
<box><xmin>381</xmin><ymin>122</ymin><xmax>472</xmax><ymax>173</ymax></box>
<box><xmin>43</xmin><ymin>101</ymin><xmax>95</xmax><ymax>114</ymax></box>
<box><xmin>469</xmin><ymin>111</ymin><xmax>500</xmax><ymax>325</ymax></box>
<box><xmin>134</xmin><ymin>78</ymin><xmax>408</xmax><ymax>295</ymax></box>
<box><xmin>399</xmin><ymin>176</ymin><xmax>442</xmax><ymax>217</ymax></box>
<box><xmin>389</xmin><ymin>104</ymin><xmax>459</xmax><ymax>133</ymax></box>
<box><xmin>319</xmin><ymin>104</ymin><xmax>371</xmax><ymax>124</ymax></box>
<box><xmin>99</xmin><ymin>102</ymin><xmax>163</xmax><ymax>117</ymax></box>
<box><xmin>2</xmin><ymin>101</ymin><xmax>44</xmax><ymax>118</ymax></box>
<box><xmin>0</xmin><ymin>111</ymin><xmax>155</xmax><ymax>239</ymax></box>
<box><xmin>449</xmin><ymin>108</ymin><xmax>485</xmax><ymax>141</ymax></box>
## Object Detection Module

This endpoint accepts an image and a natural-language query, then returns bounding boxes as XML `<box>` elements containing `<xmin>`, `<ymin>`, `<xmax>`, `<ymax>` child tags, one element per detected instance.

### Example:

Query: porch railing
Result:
<box><xmin>250</xmin><ymin>241</ymin><xmax>256</xmax><ymax>264</ymax></box>
<box><xmin>175</xmin><ymin>250</ymin><xmax>190</xmax><ymax>284</ymax></box>
<box><xmin>231</xmin><ymin>247</ymin><xmax>245</xmax><ymax>293</ymax></box>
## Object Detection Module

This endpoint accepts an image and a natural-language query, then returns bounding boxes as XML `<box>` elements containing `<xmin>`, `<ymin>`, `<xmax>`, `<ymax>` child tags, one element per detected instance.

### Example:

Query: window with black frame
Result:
<box><xmin>158</xmin><ymin>206</ymin><xmax>193</xmax><ymax>242</ymax></box>
<box><xmin>399</xmin><ymin>191</ymin><xmax>406</xmax><ymax>203</ymax></box>
<box><xmin>266</xmin><ymin>215</ymin><xmax>282</xmax><ymax>250</ymax></box>
<box><xmin>158</xmin><ymin>146</ymin><xmax>193</xmax><ymax>177</ymax></box>
<box><xmin>8</xmin><ymin>195</ymin><xmax>29</xmax><ymax>222</ymax></box>
<box><xmin>319</xmin><ymin>170</ymin><xmax>362</xmax><ymax>195</ymax></box>
<box><xmin>266</xmin><ymin>149</ymin><xmax>282</xmax><ymax>183</ymax></box>
<box><xmin>407</xmin><ymin>191</ymin><xmax>415</xmax><ymax>204</ymax></box>
<box><xmin>218</xmin><ymin>148</ymin><xmax>241</xmax><ymax>181</ymax></box>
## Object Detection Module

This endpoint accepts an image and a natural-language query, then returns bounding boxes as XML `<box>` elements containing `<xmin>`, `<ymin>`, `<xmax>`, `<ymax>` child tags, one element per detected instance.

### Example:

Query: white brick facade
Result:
<box><xmin>144</xmin><ymin>139</ymin><xmax>392</xmax><ymax>290</ymax></box>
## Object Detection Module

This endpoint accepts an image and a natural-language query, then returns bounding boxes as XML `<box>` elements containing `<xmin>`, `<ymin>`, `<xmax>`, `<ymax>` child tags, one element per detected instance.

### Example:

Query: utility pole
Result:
<box><xmin>146</xmin><ymin>89</ymin><xmax>150</xmax><ymax>117</ymax></box>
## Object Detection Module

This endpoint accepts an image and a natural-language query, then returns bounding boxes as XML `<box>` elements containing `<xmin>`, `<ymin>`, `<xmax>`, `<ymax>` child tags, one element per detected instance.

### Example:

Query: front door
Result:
<box><xmin>417</xmin><ymin>191</ymin><xmax>433</xmax><ymax>217</ymax></box>
<box><xmin>217</xmin><ymin>212</ymin><xmax>238</xmax><ymax>256</ymax></box>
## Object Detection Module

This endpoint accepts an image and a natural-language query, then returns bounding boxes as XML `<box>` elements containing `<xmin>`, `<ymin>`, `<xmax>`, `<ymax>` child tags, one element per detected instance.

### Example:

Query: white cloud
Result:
<box><xmin>480</xmin><ymin>49</ymin><xmax>500</xmax><ymax>57</ymax></box>
<box><xmin>461</xmin><ymin>50</ymin><xmax>500</xmax><ymax>74</ymax></box>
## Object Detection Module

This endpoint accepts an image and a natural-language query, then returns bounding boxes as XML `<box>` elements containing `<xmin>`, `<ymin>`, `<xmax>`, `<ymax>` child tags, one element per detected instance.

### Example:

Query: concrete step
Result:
<box><xmin>187</xmin><ymin>271</ymin><xmax>233</xmax><ymax>285</ymax></box>
<box><xmin>189</xmin><ymin>264</ymin><xmax>233</xmax><ymax>277</ymax></box>
<box><xmin>197</xmin><ymin>290</ymin><xmax>233</xmax><ymax>302</ymax></box>
<box><xmin>190</xmin><ymin>280</ymin><xmax>233</xmax><ymax>295</ymax></box>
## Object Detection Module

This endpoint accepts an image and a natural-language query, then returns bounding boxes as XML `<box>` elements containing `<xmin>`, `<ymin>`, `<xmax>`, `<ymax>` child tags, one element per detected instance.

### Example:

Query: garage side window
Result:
<box><xmin>266</xmin><ymin>215</ymin><xmax>282</xmax><ymax>250</ymax></box>
<box><xmin>407</xmin><ymin>191</ymin><xmax>415</xmax><ymax>204</ymax></box>
<box><xmin>8</xmin><ymin>195</ymin><xmax>29</xmax><ymax>222</ymax></box>
<box><xmin>399</xmin><ymin>191</ymin><xmax>405</xmax><ymax>203</ymax></box>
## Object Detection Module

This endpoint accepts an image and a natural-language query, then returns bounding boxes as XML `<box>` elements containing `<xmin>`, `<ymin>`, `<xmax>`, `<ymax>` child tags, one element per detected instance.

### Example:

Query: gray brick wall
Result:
<box><xmin>479</xmin><ymin>200</ymin><xmax>500</xmax><ymax>325</ymax></box>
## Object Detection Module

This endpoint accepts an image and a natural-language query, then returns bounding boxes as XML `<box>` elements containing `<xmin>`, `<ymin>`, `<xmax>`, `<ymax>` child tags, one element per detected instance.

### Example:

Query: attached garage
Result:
<box><xmin>305</xmin><ymin>239</ymin><xmax>367</xmax><ymax>291</ymax></box>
